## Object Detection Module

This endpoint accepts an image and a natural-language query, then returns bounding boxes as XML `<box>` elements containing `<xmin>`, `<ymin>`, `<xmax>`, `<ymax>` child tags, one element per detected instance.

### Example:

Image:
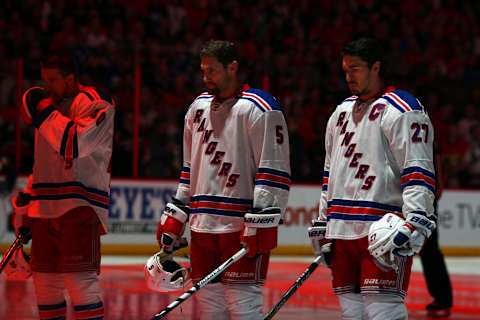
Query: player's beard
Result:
<box><xmin>206</xmin><ymin>86</ymin><xmax>220</xmax><ymax>96</ymax></box>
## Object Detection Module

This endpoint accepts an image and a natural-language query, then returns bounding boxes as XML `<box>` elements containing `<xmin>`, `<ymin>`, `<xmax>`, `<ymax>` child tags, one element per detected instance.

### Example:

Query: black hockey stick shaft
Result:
<box><xmin>0</xmin><ymin>233</ymin><xmax>26</xmax><ymax>273</ymax></box>
<box><xmin>151</xmin><ymin>247</ymin><xmax>248</xmax><ymax>320</ymax></box>
<box><xmin>263</xmin><ymin>255</ymin><xmax>323</xmax><ymax>320</ymax></box>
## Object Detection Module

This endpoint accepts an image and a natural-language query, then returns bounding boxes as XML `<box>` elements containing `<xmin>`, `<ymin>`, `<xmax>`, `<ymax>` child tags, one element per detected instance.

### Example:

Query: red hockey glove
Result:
<box><xmin>21</xmin><ymin>87</ymin><xmax>52</xmax><ymax>125</ymax></box>
<box><xmin>240</xmin><ymin>207</ymin><xmax>282</xmax><ymax>259</ymax></box>
<box><xmin>156</xmin><ymin>198</ymin><xmax>189</xmax><ymax>254</ymax></box>
<box><xmin>308</xmin><ymin>219</ymin><xmax>332</xmax><ymax>267</ymax></box>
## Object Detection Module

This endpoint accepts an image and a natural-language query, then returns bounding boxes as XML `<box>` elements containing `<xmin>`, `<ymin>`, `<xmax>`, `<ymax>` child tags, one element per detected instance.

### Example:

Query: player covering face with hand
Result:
<box><xmin>153</xmin><ymin>40</ymin><xmax>291</xmax><ymax>319</ymax></box>
<box><xmin>309</xmin><ymin>37</ymin><xmax>436</xmax><ymax>320</ymax></box>
<box><xmin>15</xmin><ymin>54</ymin><xmax>114</xmax><ymax>320</ymax></box>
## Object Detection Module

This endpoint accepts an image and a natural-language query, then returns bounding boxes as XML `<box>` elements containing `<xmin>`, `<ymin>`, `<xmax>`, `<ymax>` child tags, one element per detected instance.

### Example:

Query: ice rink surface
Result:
<box><xmin>1</xmin><ymin>256</ymin><xmax>479</xmax><ymax>319</ymax></box>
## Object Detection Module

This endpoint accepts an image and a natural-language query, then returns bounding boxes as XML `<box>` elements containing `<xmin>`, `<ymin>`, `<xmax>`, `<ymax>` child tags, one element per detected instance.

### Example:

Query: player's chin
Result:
<box><xmin>348</xmin><ymin>85</ymin><xmax>358</xmax><ymax>94</ymax></box>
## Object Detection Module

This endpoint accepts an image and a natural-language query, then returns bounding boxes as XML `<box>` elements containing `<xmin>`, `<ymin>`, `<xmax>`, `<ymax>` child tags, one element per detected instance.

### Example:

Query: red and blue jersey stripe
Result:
<box><xmin>322</xmin><ymin>171</ymin><xmax>329</xmax><ymax>191</ymax></box>
<box><xmin>255</xmin><ymin>167</ymin><xmax>291</xmax><ymax>191</ymax></box>
<box><xmin>179</xmin><ymin>166</ymin><xmax>190</xmax><ymax>185</ymax></box>
<box><xmin>240</xmin><ymin>88</ymin><xmax>281</xmax><ymax>113</ymax></box>
<box><xmin>195</xmin><ymin>92</ymin><xmax>214</xmax><ymax>101</ymax></box>
<box><xmin>31</xmin><ymin>181</ymin><xmax>109</xmax><ymax>209</ymax></box>
<box><xmin>190</xmin><ymin>195</ymin><xmax>253</xmax><ymax>217</ymax></box>
<box><xmin>327</xmin><ymin>199</ymin><xmax>402</xmax><ymax>222</ymax></box>
<box><xmin>343</xmin><ymin>96</ymin><xmax>357</xmax><ymax>103</ymax></box>
<box><xmin>382</xmin><ymin>90</ymin><xmax>424</xmax><ymax>113</ymax></box>
<box><xmin>401</xmin><ymin>166</ymin><xmax>435</xmax><ymax>193</ymax></box>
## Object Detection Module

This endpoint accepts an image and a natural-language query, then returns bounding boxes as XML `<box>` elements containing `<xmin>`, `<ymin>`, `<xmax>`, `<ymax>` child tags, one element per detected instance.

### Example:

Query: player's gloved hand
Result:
<box><xmin>156</xmin><ymin>198</ymin><xmax>189</xmax><ymax>255</ymax></box>
<box><xmin>21</xmin><ymin>87</ymin><xmax>52</xmax><ymax>125</ymax></box>
<box><xmin>383</xmin><ymin>212</ymin><xmax>435</xmax><ymax>257</ymax></box>
<box><xmin>240</xmin><ymin>207</ymin><xmax>282</xmax><ymax>259</ymax></box>
<box><xmin>308</xmin><ymin>219</ymin><xmax>332</xmax><ymax>267</ymax></box>
<box><xmin>11</xmin><ymin>192</ymin><xmax>32</xmax><ymax>244</ymax></box>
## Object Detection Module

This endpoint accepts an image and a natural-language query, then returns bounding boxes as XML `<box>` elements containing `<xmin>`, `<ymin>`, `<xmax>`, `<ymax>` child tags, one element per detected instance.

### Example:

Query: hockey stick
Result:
<box><xmin>263</xmin><ymin>255</ymin><xmax>324</xmax><ymax>320</ymax></box>
<box><xmin>0</xmin><ymin>230</ymin><xmax>30</xmax><ymax>274</ymax></box>
<box><xmin>151</xmin><ymin>247</ymin><xmax>248</xmax><ymax>320</ymax></box>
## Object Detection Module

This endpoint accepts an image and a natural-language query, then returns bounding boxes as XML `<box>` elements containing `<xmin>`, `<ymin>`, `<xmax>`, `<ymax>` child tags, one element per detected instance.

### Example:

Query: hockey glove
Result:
<box><xmin>390</xmin><ymin>212</ymin><xmax>436</xmax><ymax>257</ymax></box>
<box><xmin>372</xmin><ymin>212</ymin><xmax>436</xmax><ymax>260</ymax></box>
<box><xmin>11</xmin><ymin>192</ymin><xmax>32</xmax><ymax>244</ymax></box>
<box><xmin>21</xmin><ymin>87</ymin><xmax>52</xmax><ymax>125</ymax></box>
<box><xmin>308</xmin><ymin>219</ymin><xmax>332</xmax><ymax>267</ymax></box>
<box><xmin>156</xmin><ymin>198</ymin><xmax>189</xmax><ymax>254</ymax></box>
<box><xmin>240</xmin><ymin>207</ymin><xmax>282</xmax><ymax>259</ymax></box>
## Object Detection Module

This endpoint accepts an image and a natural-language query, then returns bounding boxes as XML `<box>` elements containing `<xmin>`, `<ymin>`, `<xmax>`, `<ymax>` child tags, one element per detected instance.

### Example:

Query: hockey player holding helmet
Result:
<box><xmin>152</xmin><ymin>40</ymin><xmax>290</xmax><ymax>319</ymax></box>
<box><xmin>309</xmin><ymin>37</ymin><xmax>436</xmax><ymax>319</ymax></box>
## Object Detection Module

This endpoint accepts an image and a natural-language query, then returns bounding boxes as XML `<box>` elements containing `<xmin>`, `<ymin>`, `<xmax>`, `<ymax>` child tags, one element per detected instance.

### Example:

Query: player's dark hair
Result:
<box><xmin>200</xmin><ymin>40</ymin><xmax>239</xmax><ymax>67</ymax></box>
<box><xmin>342</xmin><ymin>37</ymin><xmax>386</xmax><ymax>79</ymax></box>
<box><xmin>41</xmin><ymin>54</ymin><xmax>78</xmax><ymax>79</ymax></box>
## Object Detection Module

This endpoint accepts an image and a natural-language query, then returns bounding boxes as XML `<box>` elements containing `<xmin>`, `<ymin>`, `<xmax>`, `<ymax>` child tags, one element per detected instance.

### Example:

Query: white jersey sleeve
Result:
<box><xmin>250</xmin><ymin>105</ymin><xmax>291</xmax><ymax>212</ymax></box>
<box><xmin>381</xmin><ymin>91</ymin><xmax>435</xmax><ymax>217</ymax></box>
<box><xmin>35</xmin><ymin>87</ymin><xmax>115</xmax><ymax>160</ymax></box>
<box><xmin>175</xmin><ymin>97</ymin><xmax>197</xmax><ymax>204</ymax></box>
<box><xmin>318</xmin><ymin>109</ymin><xmax>337</xmax><ymax>221</ymax></box>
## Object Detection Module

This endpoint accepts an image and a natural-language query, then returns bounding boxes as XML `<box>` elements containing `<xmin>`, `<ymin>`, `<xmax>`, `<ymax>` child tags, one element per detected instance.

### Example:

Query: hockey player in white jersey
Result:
<box><xmin>309</xmin><ymin>37</ymin><xmax>436</xmax><ymax>319</ymax></box>
<box><xmin>15</xmin><ymin>54</ymin><xmax>114</xmax><ymax>320</ymax></box>
<box><xmin>155</xmin><ymin>40</ymin><xmax>290</xmax><ymax>319</ymax></box>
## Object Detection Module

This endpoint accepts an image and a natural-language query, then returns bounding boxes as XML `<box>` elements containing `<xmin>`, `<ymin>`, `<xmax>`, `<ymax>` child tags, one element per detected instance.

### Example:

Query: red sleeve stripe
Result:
<box><xmin>180</xmin><ymin>172</ymin><xmax>190</xmax><ymax>179</ymax></box>
<box><xmin>255</xmin><ymin>173</ymin><xmax>291</xmax><ymax>185</ymax></box>
<box><xmin>401</xmin><ymin>172</ymin><xmax>435</xmax><ymax>187</ymax></box>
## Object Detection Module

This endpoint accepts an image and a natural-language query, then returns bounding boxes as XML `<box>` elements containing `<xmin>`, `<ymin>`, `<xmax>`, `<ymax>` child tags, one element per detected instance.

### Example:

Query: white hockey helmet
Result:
<box><xmin>3</xmin><ymin>247</ymin><xmax>32</xmax><ymax>280</ymax></box>
<box><xmin>144</xmin><ymin>252</ymin><xmax>189</xmax><ymax>292</ymax></box>
<box><xmin>367</xmin><ymin>213</ymin><xmax>404</xmax><ymax>272</ymax></box>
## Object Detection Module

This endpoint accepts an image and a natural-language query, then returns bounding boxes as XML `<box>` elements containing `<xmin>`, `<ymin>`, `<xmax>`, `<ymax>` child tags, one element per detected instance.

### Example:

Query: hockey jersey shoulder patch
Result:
<box><xmin>240</xmin><ymin>88</ymin><xmax>281</xmax><ymax>112</ymax></box>
<box><xmin>382</xmin><ymin>90</ymin><xmax>424</xmax><ymax>113</ymax></box>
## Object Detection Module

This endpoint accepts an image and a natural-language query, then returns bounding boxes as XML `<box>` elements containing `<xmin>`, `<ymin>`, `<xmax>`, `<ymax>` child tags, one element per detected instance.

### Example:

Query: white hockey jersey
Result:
<box><xmin>319</xmin><ymin>87</ymin><xmax>435</xmax><ymax>240</ymax></box>
<box><xmin>175</xmin><ymin>85</ymin><xmax>291</xmax><ymax>234</ymax></box>
<box><xmin>26</xmin><ymin>85</ymin><xmax>115</xmax><ymax>234</ymax></box>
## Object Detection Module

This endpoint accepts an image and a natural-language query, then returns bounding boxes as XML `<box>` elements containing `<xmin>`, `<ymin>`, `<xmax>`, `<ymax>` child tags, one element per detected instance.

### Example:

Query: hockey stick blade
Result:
<box><xmin>150</xmin><ymin>247</ymin><xmax>248</xmax><ymax>320</ymax></box>
<box><xmin>263</xmin><ymin>255</ymin><xmax>324</xmax><ymax>320</ymax></box>
<box><xmin>0</xmin><ymin>233</ymin><xmax>28</xmax><ymax>274</ymax></box>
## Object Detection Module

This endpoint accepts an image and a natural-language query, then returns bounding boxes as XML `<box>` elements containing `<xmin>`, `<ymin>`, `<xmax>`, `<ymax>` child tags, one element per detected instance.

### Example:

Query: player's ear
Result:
<box><xmin>372</xmin><ymin>61</ymin><xmax>381</xmax><ymax>75</ymax></box>
<box><xmin>65</xmin><ymin>73</ymin><xmax>75</xmax><ymax>85</ymax></box>
<box><xmin>227</xmin><ymin>61</ymin><xmax>238</xmax><ymax>74</ymax></box>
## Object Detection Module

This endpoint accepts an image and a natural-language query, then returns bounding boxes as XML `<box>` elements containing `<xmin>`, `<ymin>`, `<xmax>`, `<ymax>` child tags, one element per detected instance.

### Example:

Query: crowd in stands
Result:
<box><xmin>1</xmin><ymin>0</ymin><xmax>480</xmax><ymax>188</ymax></box>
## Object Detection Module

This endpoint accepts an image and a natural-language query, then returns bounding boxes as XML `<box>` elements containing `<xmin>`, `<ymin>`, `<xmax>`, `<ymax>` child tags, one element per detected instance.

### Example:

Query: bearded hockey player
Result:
<box><xmin>154</xmin><ymin>40</ymin><xmax>291</xmax><ymax>319</ymax></box>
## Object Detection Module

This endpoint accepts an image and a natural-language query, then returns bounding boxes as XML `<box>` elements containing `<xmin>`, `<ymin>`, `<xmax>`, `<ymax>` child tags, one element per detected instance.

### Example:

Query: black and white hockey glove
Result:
<box><xmin>369</xmin><ymin>212</ymin><xmax>436</xmax><ymax>272</ymax></box>
<box><xmin>308</xmin><ymin>219</ymin><xmax>332</xmax><ymax>267</ymax></box>
<box><xmin>390</xmin><ymin>212</ymin><xmax>436</xmax><ymax>256</ymax></box>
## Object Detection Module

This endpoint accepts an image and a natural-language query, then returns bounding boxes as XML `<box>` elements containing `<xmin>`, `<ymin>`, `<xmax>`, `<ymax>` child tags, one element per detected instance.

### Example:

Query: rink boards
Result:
<box><xmin>1</xmin><ymin>177</ymin><xmax>479</xmax><ymax>256</ymax></box>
